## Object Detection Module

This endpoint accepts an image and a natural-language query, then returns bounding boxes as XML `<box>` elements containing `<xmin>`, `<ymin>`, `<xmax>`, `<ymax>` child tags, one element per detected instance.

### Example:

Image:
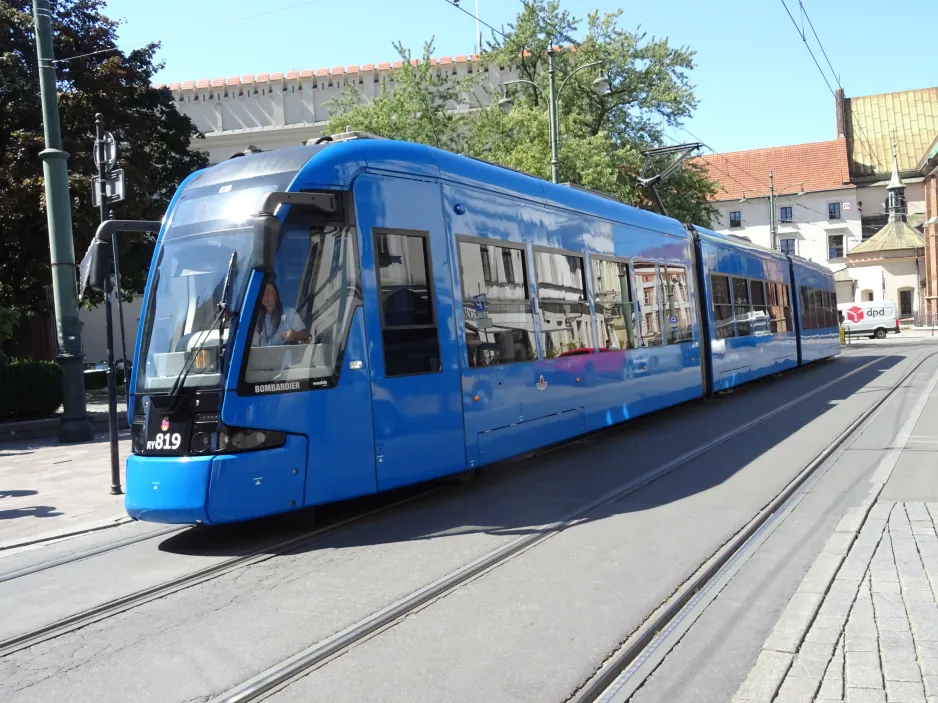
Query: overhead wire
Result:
<box><xmin>799</xmin><ymin>1</ymin><xmax>840</xmax><ymax>89</ymax></box>
<box><xmin>779</xmin><ymin>0</ymin><xmax>834</xmax><ymax>96</ymax></box>
<box><xmin>443</xmin><ymin>0</ymin><xmax>515</xmax><ymax>48</ymax></box>
<box><xmin>779</xmin><ymin>0</ymin><xmax>884</xmax><ymax>173</ymax></box>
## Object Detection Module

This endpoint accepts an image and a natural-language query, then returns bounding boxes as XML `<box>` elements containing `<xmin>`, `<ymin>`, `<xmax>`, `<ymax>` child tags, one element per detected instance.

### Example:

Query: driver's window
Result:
<box><xmin>243</xmin><ymin>215</ymin><xmax>361</xmax><ymax>391</ymax></box>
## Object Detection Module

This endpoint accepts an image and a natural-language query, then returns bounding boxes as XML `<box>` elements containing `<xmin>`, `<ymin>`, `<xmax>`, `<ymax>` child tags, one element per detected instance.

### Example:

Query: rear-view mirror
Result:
<box><xmin>252</xmin><ymin>214</ymin><xmax>280</xmax><ymax>273</ymax></box>
<box><xmin>79</xmin><ymin>239</ymin><xmax>111</xmax><ymax>295</ymax></box>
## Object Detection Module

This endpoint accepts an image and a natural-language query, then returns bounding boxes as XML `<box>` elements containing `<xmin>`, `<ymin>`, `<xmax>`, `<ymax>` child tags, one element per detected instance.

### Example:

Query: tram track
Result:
<box><xmin>0</xmin><ymin>525</ymin><xmax>185</xmax><ymax>585</ymax></box>
<box><xmin>0</xmin><ymin>484</ymin><xmax>446</xmax><ymax>659</ymax></box>
<box><xmin>0</xmin><ymin>348</ymin><xmax>918</xmax><ymax>681</ymax></box>
<box><xmin>207</xmin><ymin>351</ymin><xmax>910</xmax><ymax>703</ymax></box>
<box><xmin>569</xmin><ymin>348</ymin><xmax>938</xmax><ymax>703</ymax></box>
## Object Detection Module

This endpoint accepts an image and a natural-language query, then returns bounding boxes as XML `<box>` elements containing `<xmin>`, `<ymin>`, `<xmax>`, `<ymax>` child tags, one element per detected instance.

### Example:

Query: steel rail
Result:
<box><xmin>572</xmin><ymin>349</ymin><xmax>938</xmax><ymax>703</ymax></box>
<box><xmin>212</xmin><ymin>354</ymin><xmax>890</xmax><ymax>703</ymax></box>
<box><xmin>0</xmin><ymin>525</ymin><xmax>185</xmax><ymax>585</ymax></box>
<box><xmin>0</xmin><ymin>485</ymin><xmax>445</xmax><ymax>659</ymax></box>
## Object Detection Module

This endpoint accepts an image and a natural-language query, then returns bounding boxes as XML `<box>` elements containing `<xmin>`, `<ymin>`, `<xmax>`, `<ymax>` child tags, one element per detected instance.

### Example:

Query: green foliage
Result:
<box><xmin>326</xmin><ymin>40</ymin><xmax>474</xmax><ymax>151</ymax></box>
<box><xmin>324</xmin><ymin>1</ymin><xmax>717</xmax><ymax>225</ymax></box>
<box><xmin>83</xmin><ymin>368</ymin><xmax>124</xmax><ymax>390</ymax></box>
<box><xmin>0</xmin><ymin>307</ymin><xmax>20</xmax><ymax>342</ymax></box>
<box><xmin>0</xmin><ymin>0</ymin><xmax>208</xmax><ymax>312</ymax></box>
<box><xmin>0</xmin><ymin>360</ymin><xmax>62</xmax><ymax>419</ymax></box>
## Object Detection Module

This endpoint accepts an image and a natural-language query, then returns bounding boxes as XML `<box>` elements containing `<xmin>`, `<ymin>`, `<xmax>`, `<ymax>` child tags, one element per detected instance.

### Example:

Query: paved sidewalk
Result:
<box><xmin>739</xmin><ymin>501</ymin><xmax>938</xmax><ymax>703</ymax></box>
<box><xmin>734</xmin><ymin>356</ymin><xmax>938</xmax><ymax>703</ymax></box>
<box><xmin>0</xmin><ymin>432</ymin><xmax>131</xmax><ymax>551</ymax></box>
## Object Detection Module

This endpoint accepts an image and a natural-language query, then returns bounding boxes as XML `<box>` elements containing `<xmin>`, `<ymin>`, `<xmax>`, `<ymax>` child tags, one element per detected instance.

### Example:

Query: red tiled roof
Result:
<box><xmin>150</xmin><ymin>50</ymin><xmax>500</xmax><ymax>91</ymax></box>
<box><xmin>693</xmin><ymin>138</ymin><xmax>852</xmax><ymax>201</ymax></box>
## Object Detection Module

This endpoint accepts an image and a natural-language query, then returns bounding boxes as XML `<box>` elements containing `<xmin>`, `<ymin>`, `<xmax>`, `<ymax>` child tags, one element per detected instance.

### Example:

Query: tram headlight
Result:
<box><xmin>131</xmin><ymin>416</ymin><xmax>145</xmax><ymax>454</ymax></box>
<box><xmin>217</xmin><ymin>425</ymin><xmax>286</xmax><ymax>453</ymax></box>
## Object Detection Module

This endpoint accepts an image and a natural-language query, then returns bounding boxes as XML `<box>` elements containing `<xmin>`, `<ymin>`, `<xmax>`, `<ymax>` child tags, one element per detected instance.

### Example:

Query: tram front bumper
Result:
<box><xmin>125</xmin><ymin>454</ymin><xmax>212</xmax><ymax>524</ymax></box>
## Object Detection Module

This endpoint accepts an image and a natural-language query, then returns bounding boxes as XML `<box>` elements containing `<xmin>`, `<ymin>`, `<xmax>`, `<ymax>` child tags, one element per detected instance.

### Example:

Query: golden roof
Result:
<box><xmin>845</xmin><ymin>86</ymin><xmax>938</xmax><ymax>179</ymax></box>
<box><xmin>848</xmin><ymin>221</ymin><xmax>924</xmax><ymax>257</ymax></box>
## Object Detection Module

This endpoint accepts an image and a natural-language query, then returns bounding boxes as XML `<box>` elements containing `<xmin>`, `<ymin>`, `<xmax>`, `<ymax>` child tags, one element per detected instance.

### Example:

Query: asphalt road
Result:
<box><xmin>0</xmin><ymin>341</ymin><xmax>933</xmax><ymax>702</ymax></box>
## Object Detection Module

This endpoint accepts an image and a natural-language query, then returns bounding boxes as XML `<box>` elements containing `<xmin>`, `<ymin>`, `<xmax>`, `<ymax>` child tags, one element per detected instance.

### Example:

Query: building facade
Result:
<box><xmin>699</xmin><ymin>86</ymin><xmax>938</xmax><ymax>315</ymax></box>
<box><xmin>842</xmin><ymin>144</ymin><xmax>925</xmax><ymax>319</ymax></box>
<box><xmin>921</xmin><ymin>138</ymin><xmax>938</xmax><ymax>320</ymax></box>
<box><xmin>154</xmin><ymin>54</ymin><xmax>520</xmax><ymax>164</ymax></box>
<box><xmin>695</xmin><ymin>139</ymin><xmax>861</xmax><ymax>296</ymax></box>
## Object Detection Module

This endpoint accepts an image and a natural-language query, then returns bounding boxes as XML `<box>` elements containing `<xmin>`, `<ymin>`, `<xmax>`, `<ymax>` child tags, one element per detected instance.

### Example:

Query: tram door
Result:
<box><xmin>354</xmin><ymin>175</ymin><xmax>467</xmax><ymax>490</ymax></box>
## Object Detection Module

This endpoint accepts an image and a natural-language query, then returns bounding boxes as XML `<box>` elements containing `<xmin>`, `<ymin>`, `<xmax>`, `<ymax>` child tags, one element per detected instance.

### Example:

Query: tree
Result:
<box><xmin>324</xmin><ymin>1</ymin><xmax>716</xmax><ymax>225</ymax></box>
<box><xmin>0</xmin><ymin>0</ymin><xmax>208</xmax><ymax>313</ymax></box>
<box><xmin>325</xmin><ymin>40</ymin><xmax>474</xmax><ymax>152</ymax></box>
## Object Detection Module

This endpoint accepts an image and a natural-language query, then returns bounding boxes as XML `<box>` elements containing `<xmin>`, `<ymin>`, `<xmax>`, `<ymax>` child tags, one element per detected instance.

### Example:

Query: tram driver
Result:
<box><xmin>255</xmin><ymin>281</ymin><xmax>310</xmax><ymax>347</ymax></box>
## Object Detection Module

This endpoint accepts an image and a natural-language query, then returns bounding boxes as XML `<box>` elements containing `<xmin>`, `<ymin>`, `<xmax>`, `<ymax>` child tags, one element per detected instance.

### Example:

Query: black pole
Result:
<box><xmin>96</xmin><ymin>113</ymin><xmax>121</xmax><ymax>495</ymax></box>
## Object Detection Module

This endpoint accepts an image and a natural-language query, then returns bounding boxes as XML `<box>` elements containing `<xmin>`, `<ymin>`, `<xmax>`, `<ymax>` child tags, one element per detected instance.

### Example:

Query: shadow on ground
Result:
<box><xmin>157</xmin><ymin>351</ymin><xmax>913</xmax><ymax>561</ymax></box>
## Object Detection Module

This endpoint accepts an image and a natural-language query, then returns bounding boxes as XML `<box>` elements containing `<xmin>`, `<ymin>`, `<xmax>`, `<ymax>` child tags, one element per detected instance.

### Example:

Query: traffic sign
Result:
<box><xmin>94</xmin><ymin>131</ymin><xmax>118</xmax><ymax>171</ymax></box>
<box><xmin>92</xmin><ymin>169</ymin><xmax>125</xmax><ymax>206</ymax></box>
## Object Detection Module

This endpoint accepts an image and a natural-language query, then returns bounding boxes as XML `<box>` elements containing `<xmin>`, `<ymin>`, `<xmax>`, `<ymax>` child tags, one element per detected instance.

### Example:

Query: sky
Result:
<box><xmin>101</xmin><ymin>0</ymin><xmax>938</xmax><ymax>154</ymax></box>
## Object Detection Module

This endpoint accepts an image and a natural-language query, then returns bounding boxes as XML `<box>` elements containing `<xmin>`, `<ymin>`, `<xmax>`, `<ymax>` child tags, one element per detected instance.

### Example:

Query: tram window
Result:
<box><xmin>633</xmin><ymin>261</ymin><xmax>663</xmax><ymax>347</ymax></box>
<box><xmin>710</xmin><ymin>273</ymin><xmax>734</xmax><ymax>339</ymax></box>
<box><xmin>749</xmin><ymin>279</ymin><xmax>769</xmax><ymax>334</ymax></box>
<box><xmin>824</xmin><ymin>290</ymin><xmax>837</xmax><ymax>327</ymax></box>
<box><xmin>243</xmin><ymin>220</ymin><xmax>362</xmax><ymax>390</ymax></box>
<box><xmin>766</xmin><ymin>282</ymin><xmax>779</xmax><ymax>333</ymax></box>
<box><xmin>664</xmin><ymin>265</ymin><xmax>693</xmax><ymax>344</ymax></box>
<box><xmin>808</xmin><ymin>288</ymin><xmax>818</xmax><ymax>330</ymax></box>
<box><xmin>458</xmin><ymin>239</ymin><xmax>535</xmax><ymax>367</ymax></box>
<box><xmin>799</xmin><ymin>286</ymin><xmax>811</xmax><ymax>330</ymax></box>
<box><xmin>779</xmin><ymin>283</ymin><xmax>792</xmax><ymax>332</ymax></box>
<box><xmin>732</xmin><ymin>277</ymin><xmax>752</xmax><ymax>336</ymax></box>
<box><xmin>592</xmin><ymin>258</ymin><xmax>636</xmax><ymax>350</ymax></box>
<box><xmin>375</xmin><ymin>232</ymin><xmax>441</xmax><ymax>376</ymax></box>
<box><xmin>534</xmin><ymin>250</ymin><xmax>594</xmax><ymax>357</ymax></box>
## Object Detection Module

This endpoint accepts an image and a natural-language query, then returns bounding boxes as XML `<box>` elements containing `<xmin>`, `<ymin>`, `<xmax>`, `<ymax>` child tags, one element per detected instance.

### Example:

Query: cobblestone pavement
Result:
<box><xmin>0</xmin><ymin>432</ymin><xmax>130</xmax><ymax>550</ymax></box>
<box><xmin>733</xmin><ymin>354</ymin><xmax>938</xmax><ymax>703</ymax></box>
<box><xmin>738</xmin><ymin>501</ymin><xmax>938</xmax><ymax>703</ymax></box>
<box><xmin>768</xmin><ymin>501</ymin><xmax>938</xmax><ymax>703</ymax></box>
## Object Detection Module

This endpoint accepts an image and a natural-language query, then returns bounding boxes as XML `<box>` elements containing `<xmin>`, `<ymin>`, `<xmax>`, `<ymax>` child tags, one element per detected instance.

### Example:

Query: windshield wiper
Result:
<box><xmin>168</xmin><ymin>252</ymin><xmax>238</xmax><ymax>399</ymax></box>
<box><xmin>218</xmin><ymin>252</ymin><xmax>238</xmax><ymax>375</ymax></box>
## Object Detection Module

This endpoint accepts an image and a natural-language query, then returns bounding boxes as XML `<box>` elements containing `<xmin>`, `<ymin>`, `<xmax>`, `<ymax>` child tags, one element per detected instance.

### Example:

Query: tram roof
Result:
<box><xmin>196</xmin><ymin>138</ymin><xmax>689</xmax><ymax>240</ymax></box>
<box><xmin>694</xmin><ymin>224</ymin><xmax>836</xmax><ymax>280</ymax></box>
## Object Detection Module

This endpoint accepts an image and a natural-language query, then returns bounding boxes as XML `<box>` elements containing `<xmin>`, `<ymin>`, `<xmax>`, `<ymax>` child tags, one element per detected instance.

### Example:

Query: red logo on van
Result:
<box><xmin>846</xmin><ymin>306</ymin><xmax>865</xmax><ymax>323</ymax></box>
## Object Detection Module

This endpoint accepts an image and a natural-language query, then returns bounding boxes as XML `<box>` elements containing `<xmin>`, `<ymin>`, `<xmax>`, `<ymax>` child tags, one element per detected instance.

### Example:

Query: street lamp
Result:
<box><xmin>499</xmin><ymin>47</ymin><xmax>608</xmax><ymax>183</ymax></box>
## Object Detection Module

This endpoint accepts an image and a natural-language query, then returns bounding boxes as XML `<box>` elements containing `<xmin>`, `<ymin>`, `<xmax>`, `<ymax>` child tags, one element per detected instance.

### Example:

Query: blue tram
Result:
<box><xmin>125</xmin><ymin>133</ymin><xmax>839</xmax><ymax>524</ymax></box>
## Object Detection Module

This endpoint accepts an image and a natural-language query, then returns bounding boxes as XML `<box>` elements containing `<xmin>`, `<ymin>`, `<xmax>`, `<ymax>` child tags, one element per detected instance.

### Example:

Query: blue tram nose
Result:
<box><xmin>125</xmin><ymin>454</ymin><xmax>213</xmax><ymax>524</ymax></box>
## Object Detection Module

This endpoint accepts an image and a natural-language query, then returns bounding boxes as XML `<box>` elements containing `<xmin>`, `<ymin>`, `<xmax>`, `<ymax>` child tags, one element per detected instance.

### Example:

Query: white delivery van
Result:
<box><xmin>837</xmin><ymin>301</ymin><xmax>900</xmax><ymax>339</ymax></box>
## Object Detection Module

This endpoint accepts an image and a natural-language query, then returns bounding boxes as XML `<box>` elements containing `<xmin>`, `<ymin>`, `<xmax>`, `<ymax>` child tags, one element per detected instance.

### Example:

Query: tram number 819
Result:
<box><xmin>147</xmin><ymin>433</ymin><xmax>182</xmax><ymax>451</ymax></box>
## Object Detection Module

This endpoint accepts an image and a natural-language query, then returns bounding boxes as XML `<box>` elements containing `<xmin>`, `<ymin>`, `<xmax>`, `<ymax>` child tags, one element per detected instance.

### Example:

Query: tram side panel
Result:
<box><xmin>350</xmin><ymin>174</ymin><xmax>473</xmax><ymax>490</ymax></box>
<box><xmin>789</xmin><ymin>258</ymin><xmax>841</xmax><ymax>363</ymax></box>
<box><xmin>441</xmin><ymin>178</ymin><xmax>702</xmax><ymax>471</ymax></box>
<box><xmin>696</xmin><ymin>232</ymin><xmax>799</xmax><ymax>392</ymax></box>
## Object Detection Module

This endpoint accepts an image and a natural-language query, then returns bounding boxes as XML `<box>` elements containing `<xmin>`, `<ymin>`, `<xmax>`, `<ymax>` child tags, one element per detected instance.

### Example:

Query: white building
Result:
<box><xmin>155</xmin><ymin>53</ymin><xmax>521</xmax><ymax>164</ymax></box>
<box><xmin>843</xmin><ymin>144</ymin><xmax>925</xmax><ymax>319</ymax></box>
<box><xmin>695</xmin><ymin>138</ymin><xmax>862</xmax><ymax>298</ymax></box>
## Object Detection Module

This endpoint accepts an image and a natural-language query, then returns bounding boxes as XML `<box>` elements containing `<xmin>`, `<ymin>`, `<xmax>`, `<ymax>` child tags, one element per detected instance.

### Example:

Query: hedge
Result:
<box><xmin>84</xmin><ymin>368</ymin><xmax>125</xmax><ymax>390</ymax></box>
<box><xmin>0</xmin><ymin>360</ymin><xmax>63</xmax><ymax>420</ymax></box>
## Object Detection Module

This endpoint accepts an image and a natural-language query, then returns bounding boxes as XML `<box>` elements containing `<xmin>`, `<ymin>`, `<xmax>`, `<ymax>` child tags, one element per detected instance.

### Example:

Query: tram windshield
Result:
<box><xmin>241</xmin><ymin>207</ymin><xmax>361</xmax><ymax>392</ymax></box>
<box><xmin>136</xmin><ymin>182</ymin><xmax>280</xmax><ymax>393</ymax></box>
